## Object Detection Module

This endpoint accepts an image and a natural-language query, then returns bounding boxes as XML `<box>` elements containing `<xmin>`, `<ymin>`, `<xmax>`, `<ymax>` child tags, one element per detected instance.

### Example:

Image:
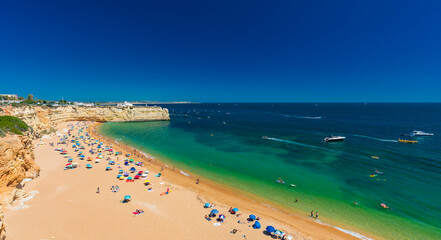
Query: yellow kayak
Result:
<box><xmin>398</xmin><ymin>139</ymin><xmax>418</xmax><ymax>143</ymax></box>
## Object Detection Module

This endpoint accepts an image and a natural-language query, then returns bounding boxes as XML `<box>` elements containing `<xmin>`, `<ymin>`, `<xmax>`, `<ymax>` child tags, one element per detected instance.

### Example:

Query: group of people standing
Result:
<box><xmin>310</xmin><ymin>210</ymin><xmax>318</xmax><ymax>219</ymax></box>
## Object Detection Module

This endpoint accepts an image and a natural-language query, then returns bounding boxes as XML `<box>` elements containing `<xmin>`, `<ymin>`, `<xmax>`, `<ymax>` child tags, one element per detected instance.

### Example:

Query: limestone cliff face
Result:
<box><xmin>0</xmin><ymin>134</ymin><xmax>39</xmax><ymax>204</ymax></box>
<box><xmin>1</xmin><ymin>106</ymin><xmax>170</xmax><ymax>134</ymax></box>
<box><xmin>0</xmin><ymin>134</ymin><xmax>39</xmax><ymax>239</ymax></box>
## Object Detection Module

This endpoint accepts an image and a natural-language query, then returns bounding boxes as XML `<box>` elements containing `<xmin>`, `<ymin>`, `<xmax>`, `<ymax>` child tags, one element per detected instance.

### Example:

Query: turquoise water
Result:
<box><xmin>99</xmin><ymin>103</ymin><xmax>441</xmax><ymax>240</ymax></box>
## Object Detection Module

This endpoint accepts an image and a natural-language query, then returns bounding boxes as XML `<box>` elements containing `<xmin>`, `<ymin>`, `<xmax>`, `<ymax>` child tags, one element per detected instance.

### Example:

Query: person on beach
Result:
<box><xmin>196</xmin><ymin>178</ymin><xmax>199</xmax><ymax>184</ymax></box>
<box><xmin>97</xmin><ymin>187</ymin><xmax>100</xmax><ymax>193</ymax></box>
<box><xmin>316</xmin><ymin>212</ymin><xmax>319</xmax><ymax>219</ymax></box>
<box><xmin>311</xmin><ymin>210</ymin><xmax>314</xmax><ymax>217</ymax></box>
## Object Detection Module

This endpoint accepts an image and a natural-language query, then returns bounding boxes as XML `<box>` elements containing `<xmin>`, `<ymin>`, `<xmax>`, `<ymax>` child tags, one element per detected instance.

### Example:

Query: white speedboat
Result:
<box><xmin>410</xmin><ymin>130</ymin><xmax>433</xmax><ymax>137</ymax></box>
<box><xmin>323</xmin><ymin>135</ymin><xmax>346</xmax><ymax>142</ymax></box>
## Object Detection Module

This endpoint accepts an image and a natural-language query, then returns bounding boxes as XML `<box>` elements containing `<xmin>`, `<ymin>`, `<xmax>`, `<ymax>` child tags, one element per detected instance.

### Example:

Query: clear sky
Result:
<box><xmin>1</xmin><ymin>1</ymin><xmax>440</xmax><ymax>102</ymax></box>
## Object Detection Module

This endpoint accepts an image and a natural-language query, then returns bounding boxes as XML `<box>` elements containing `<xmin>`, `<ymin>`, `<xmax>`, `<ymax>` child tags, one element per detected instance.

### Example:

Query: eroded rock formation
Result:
<box><xmin>1</xmin><ymin>106</ymin><xmax>170</xmax><ymax>135</ymax></box>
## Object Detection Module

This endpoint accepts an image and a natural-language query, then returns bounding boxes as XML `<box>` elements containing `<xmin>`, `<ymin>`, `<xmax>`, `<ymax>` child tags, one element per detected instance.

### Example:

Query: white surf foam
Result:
<box><xmin>180</xmin><ymin>170</ymin><xmax>190</xmax><ymax>176</ymax></box>
<box><xmin>316</xmin><ymin>220</ymin><xmax>374</xmax><ymax>240</ymax></box>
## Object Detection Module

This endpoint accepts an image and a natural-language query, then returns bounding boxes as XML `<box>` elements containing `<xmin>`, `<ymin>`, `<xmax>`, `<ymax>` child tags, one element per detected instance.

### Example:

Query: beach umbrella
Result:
<box><xmin>106</xmin><ymin>167</ymin><xmax>111</xmax><ymax>170</ymax></box>
<box><xmin>274</xmin><ymin>230</ymin><xmax>282</xmax><ymax>236</ymax></box>
<box><xmin>253</xmin><ymin>221</ymin><xmax>261</xmax><ymax>229</ymax></box>
<box><xmin>117</xmin><ymin>175</ymin><xmax>122</xmax><ymax>178</ymax></box>
<box><xmin>211</xmin><ymin>209</ymin><xmax>219</xmax><ymax>214</ymax></box>
<box><xmin>232</xmin><ymin>207</ymin><xmax>239</xmax><ymax>212</ymax></box>
<box><xmin>204</xmin><ymin>203</ymin><xmax>211</xmax><ymax>208</ymax></box>
<box><xmin>86</xmin><ymin>164</ymin><xmax>92</xmax><ymax>168</ymax></box>
<box><xmin>266</xmin><ymin>226</ymin><xmax>275</xmax><ymax>233</ymax></box>
<box><xmin>286</xmin><ymin>235</ymin><xmax>293</xmax><ymax>240</ymax></box>
<box><xmin>124</xmin><ymin>195</ymin><xmax>131</xmax><ymax>200</ymax></box>
<box><xmin>127</xmin><ymin>177</ymin><xmax>133</xmax><ymax>180</ymax></box>
<box><xmin>218</xmin><ymin>214</ymin><xmax>225</xmax><ymax>219</ymax></box>
<box><xmin>249</xmin><ymin>214</ymin><xmax>256</xmax><ymax>220</ymax></box>
<box><xmin>68</xmin><ymin>158</ymin><xmax>73</xmax><ymax>162</ymax></box>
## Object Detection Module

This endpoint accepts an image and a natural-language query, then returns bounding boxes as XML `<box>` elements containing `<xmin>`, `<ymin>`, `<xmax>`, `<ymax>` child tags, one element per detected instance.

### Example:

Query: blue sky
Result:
<box><xmin>1</xmin><ymin>0</ymin><xmax>440</xmax><ymax>102</ymax></box>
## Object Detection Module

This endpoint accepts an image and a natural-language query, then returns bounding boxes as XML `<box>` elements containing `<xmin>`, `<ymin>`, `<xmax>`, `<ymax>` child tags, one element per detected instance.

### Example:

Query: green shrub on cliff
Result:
<box><xmin>0</xmin><ymin>116</ymin><xmax>30</xmax><ymax>136</ymax></box>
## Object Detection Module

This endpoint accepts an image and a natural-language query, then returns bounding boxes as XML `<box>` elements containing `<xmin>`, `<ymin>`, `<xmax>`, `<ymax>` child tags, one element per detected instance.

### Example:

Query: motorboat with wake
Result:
<box><xmin>323</xmin><ymin>135</ymin><xmax>346</xmax><ymax>142</ymax></box>
<box><xmin>410</xmin><ymin>130</ymin><xmax>433</xmax><ymax>137</ymax></box>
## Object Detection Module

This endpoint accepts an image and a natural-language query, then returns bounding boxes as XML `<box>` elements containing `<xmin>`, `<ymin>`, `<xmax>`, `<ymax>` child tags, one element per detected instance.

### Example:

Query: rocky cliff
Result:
<box><xmin>1</xmin><ymin>106</ymin><xmax>170</xmax><ymax>135</ymax></box>
<box><xmin>0</xmin><ymin>134</ymin><xmax>39</xmax><ymax>240</ymax></box>
<box><xmin>0</xmin><ymin>134</ymin><xmax>39</xmax><ymax>204</ymax></box>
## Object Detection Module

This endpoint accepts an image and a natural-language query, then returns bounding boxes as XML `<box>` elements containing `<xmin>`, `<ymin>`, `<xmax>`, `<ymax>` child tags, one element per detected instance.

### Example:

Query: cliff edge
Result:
<box><xmin>1</xmin><ymin>105</ymin><xmax>170</xmax><ymax>135</ymax></box>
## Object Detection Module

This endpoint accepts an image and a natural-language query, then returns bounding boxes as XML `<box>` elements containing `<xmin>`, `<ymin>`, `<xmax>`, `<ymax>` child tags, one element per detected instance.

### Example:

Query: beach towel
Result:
<box><xmin>160</xmin><ymin>190</ymin><xmax>172</xmax><ymax>196</ymax></box>
<box><xmin>213</xmin><ymin>223</ymin><xmax>221</xmax><ymax>227</ymax></box>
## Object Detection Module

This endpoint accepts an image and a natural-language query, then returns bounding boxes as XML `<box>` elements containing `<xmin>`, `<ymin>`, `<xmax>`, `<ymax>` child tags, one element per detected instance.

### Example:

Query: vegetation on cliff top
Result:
<box><xmin>0</xmin><ymin>116</ymin><xmax>30</xmax><ymax>136</ymax></box>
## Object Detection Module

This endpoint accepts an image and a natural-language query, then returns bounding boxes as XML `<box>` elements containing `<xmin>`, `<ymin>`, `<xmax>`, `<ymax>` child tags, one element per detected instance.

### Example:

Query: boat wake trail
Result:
<box><xmin>276</xmin><ymin>114</ymin><xmax>322</xmax><ymax>119</ymax></box>
<box><xmin>349</xmin><ymin>134</ymin><xmax>398</xmax><ymax>142</ymax></box>
<box><xmin>265</xmin><ymin>137</ymin><xmax>336</xmax><ymax>152</ymax></box>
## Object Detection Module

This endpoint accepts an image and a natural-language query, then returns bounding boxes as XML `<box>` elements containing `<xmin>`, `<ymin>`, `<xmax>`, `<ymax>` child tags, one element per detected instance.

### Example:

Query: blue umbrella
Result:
<box><xmin>249</xmin><ymin>214</ymin><xmax>256</xmax><ymax>220</ymax></box>
<box><xmin>232</xmin><ymin>207</ymin><xmax>239</xmax><ymax>212</ymax></box>
<box><xmin>253</xmin><ymin>221</ymin><xmax>261</xmax><ymax>229</ymax></box>
<box><xmin>204</xmin><ymin>203</ymin><xmax>211</xmax><ymax>208</ymax></box>
<box><xmin>211</xmin><ymin>209</ymin><xmax>219</xmax><ymax>214</ymax></box>
<box><xmin>86</xmin><ymin>164</ymin><xmax>92</xmax><ymax>168</ymax></box>
<box><xmin>124</xmin><ymin>195</ymin><xmax>131</xmax><ymax>200</ymax></box>
<box><xmin>266</xmin><ymin>226</ymin><xmax>275</xmax><ymax>233</ymax></box>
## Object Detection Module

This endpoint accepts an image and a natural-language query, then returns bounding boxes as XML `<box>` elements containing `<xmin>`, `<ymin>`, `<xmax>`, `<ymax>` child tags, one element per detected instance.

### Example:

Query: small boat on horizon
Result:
<box><xmin>323</xmin><ymin>135</ymin><xmax>346</xmax><ymax>142</ymax></box>
<box><xmin>398</xmin><ymin>139</ymin><xmax>418</xmax><ymax>143</ymax></box>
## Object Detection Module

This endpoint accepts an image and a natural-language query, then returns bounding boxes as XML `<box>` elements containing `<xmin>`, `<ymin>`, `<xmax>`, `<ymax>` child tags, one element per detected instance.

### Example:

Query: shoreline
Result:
<box><xmin>93</xmin><ymin>122</ymin><xmax>379</xmax><ymax>240</ymax></box>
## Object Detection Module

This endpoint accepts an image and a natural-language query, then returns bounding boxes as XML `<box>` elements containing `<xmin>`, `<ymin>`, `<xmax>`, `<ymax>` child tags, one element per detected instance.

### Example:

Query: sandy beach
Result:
<box><xmin>4</xmin><ymin>121</ymin><xmax>370</xmax><ymax>240</ymax></box>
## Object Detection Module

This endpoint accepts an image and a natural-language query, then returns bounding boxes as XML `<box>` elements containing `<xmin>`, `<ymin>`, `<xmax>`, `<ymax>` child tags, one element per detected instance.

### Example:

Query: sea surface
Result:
<box><xmin>99</xmin><ymin>103</ymin><xmax>441</xmax><ymax>240</ymax></box>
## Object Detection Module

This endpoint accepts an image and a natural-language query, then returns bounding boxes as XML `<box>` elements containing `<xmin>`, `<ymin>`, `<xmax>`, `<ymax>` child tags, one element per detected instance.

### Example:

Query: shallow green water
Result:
<box><xmin>99</xmin><ymin>103</ymin><xmax>441</xmax><ymax>240</ymax></box>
